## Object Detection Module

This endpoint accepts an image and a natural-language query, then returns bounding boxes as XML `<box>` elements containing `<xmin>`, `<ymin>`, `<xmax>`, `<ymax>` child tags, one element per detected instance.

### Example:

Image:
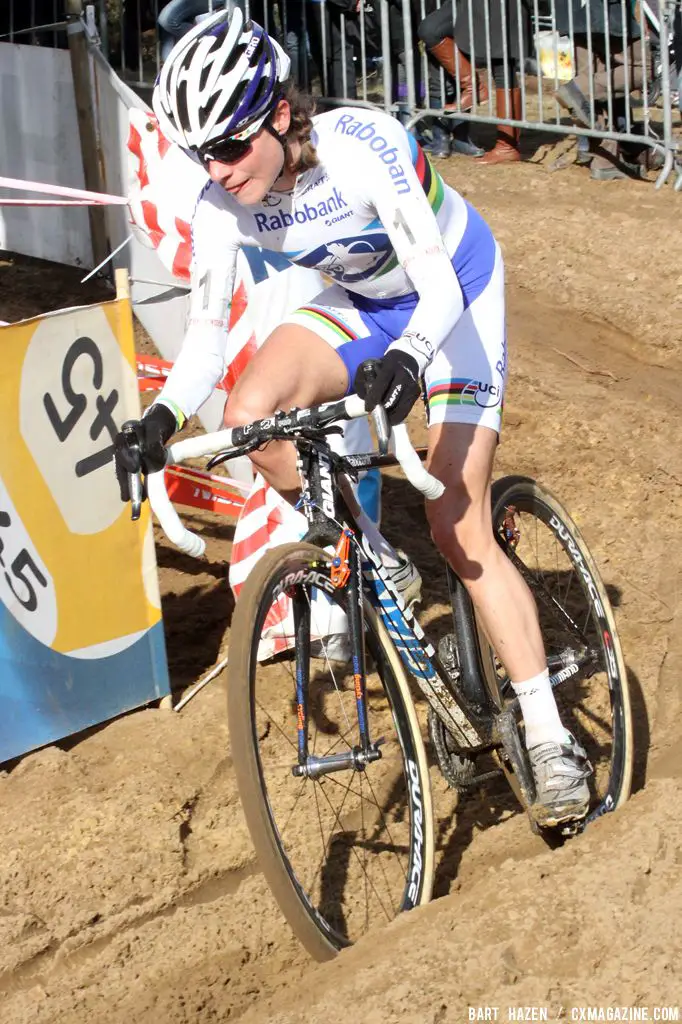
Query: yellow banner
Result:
<box><xmin>0</xmin><ymin>297</ymin><xmax>162</xmax><ymax>656</ymax></box>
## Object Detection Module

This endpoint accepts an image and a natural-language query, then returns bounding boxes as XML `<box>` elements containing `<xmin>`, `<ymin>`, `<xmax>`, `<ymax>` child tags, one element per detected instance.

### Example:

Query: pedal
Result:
<box><xmin>559</xmin><ymin>819</ymin><xmax>586</xmax><ymax>838</ymax></box>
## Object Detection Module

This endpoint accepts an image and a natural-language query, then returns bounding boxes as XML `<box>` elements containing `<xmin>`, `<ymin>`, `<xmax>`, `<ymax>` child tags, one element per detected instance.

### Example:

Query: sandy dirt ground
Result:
<box><xmin>1</xmin><ymin>149</ymin><xmax>682</xmax><ymax>1024</ymax></box>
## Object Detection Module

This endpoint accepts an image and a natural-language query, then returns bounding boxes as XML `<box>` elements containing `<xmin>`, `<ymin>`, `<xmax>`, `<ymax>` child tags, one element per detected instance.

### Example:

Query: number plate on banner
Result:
<box><xmin>0</xmin><ymin>475</ymin><xmax>57</xmax><ymax>645</ymax></box>
<box><xmin>0</xmin><ymin>301</ymin><xmax>162</xmax><ymax>658</ymax></box>
<box><xmin>0</xmin><ymin>296</ymin><xmax>169</xmax><ymax>763</ymax></box>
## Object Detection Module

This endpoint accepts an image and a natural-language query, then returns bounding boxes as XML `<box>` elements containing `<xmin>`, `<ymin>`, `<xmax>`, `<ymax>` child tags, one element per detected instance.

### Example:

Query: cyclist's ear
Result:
<box><xmin>271</xmin><ymin>99</ymin><xmax>291</xmax><ymax>136</ymax></box>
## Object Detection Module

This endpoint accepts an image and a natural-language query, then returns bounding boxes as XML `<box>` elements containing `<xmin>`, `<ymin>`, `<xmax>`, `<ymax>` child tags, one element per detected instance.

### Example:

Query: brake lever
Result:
<box><xmin>358</xmin><ymin>359</ymin><xmax>391</xmax><ymax>456</ymax></box>
<box><xmin>371</xmin><ymin>404</ymin><xmax>391</xmax><ymax>456</ymax></box>
<box><xmin>121</xmin><ymin>421</ymin><xmax>144</xmax><ymax>522</ymax></box>
<box><xmin>128</xmin><ymin>470</ymin><xmax>143</xmax><ymax>522</ymax></box>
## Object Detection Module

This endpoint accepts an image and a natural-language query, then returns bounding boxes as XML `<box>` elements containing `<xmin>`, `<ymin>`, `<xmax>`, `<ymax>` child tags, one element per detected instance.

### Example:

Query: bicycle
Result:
<box><xmin>130</xmin><ymin>391</ymin><xmax>633</xmax><ymax>962</ymax></box>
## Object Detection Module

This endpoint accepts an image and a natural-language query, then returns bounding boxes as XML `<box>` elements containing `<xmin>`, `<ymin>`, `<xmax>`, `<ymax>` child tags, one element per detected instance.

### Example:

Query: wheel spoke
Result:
<box><xmin>232</xmin><ymin>545</ymin><xmax>431</xmax><ymax>952</ymax></box>
<box><xmin>492</xmin><ymin>485</ymin><xmax>632</xmax><ymax>819</ymax></box>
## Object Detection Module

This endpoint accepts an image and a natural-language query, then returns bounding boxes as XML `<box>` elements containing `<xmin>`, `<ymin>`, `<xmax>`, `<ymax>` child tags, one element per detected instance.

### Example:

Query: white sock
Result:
<box><xmin>511</xmin><ymin>669</ymin><xmax>570</xmax><ymax>749</ymax></box>
<box><xmin>354</xmin><ymin>508</ymin><xmax>402</xmax><ymax>569</ymax></box>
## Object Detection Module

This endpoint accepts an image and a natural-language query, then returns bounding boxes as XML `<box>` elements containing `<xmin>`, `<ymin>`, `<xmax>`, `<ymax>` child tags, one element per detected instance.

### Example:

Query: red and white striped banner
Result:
<box><xmin>165</xmin><ymin>465</ymin><xmax>248</xmax><ymax>518</ymax></box>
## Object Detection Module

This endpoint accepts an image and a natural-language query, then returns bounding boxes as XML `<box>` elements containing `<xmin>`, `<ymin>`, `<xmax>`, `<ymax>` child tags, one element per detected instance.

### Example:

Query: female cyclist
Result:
<box><xmin>115</xmin><ymin>7</ymin><xmax>591</xmax><ymax>826</ymax></box>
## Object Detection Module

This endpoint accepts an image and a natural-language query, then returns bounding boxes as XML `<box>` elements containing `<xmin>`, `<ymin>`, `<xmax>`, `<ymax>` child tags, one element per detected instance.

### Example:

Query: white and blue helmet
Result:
<box><xmin>152</xmin><ymin>6</ymin><xmax>291</xmax><ymax>152</ymax></box>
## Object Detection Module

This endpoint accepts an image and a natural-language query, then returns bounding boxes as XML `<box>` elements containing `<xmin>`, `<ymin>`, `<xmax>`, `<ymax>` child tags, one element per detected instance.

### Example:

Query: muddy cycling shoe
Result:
<box><xmin>311</xmin><ymin>554</ymin><xmax>422</xmax><ymax>664</ymax></box>
<box><xmin>388</xmin><ymin>552</ymin><xmax>423</xmax><ymax>610</ymax></box>
<box><xmin>528</xmin><ymin>733</ymin><xmax>592</xmax><ymax>827</ymax></box>
<box><xmin>311</xmin><ymin>634</ymin><xmax>352</xmax><ymax>664</ymax></box>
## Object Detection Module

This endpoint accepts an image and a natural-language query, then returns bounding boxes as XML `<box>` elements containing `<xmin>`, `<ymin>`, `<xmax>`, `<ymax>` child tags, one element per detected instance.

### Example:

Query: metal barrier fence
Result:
<box><xmin>407</xmin><ymin>0</ymin><xmax>681</xmax><ymax>189</ymax></box>
<box><xmin>2</xmin><ymin>0</ymin><xmax>680</xmax><ymax>188</ymax></box>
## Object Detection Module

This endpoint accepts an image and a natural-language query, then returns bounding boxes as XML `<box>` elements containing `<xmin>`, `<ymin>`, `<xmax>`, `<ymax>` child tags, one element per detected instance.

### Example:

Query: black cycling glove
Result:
<box><xmin>354</xmin><ymin>350</ymin><xmax>421</xmax><ymax>426</ymax></box>
<box><xmin>114</xmin><ymin>403</ymin><xmax>177</xmax><ymax>502</ymax></box>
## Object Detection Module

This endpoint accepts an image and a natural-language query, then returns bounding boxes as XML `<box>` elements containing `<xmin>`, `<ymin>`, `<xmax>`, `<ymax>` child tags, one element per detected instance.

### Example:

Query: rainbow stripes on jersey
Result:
<box><xmin>408</xmin><ymin>135</ymin><xmax>445</xmax><ymax>215</ymax></box>
<box><xmin>295</xmin><ymin>305</ymin><xmax>359</xmax><ymax>342</ymax></box>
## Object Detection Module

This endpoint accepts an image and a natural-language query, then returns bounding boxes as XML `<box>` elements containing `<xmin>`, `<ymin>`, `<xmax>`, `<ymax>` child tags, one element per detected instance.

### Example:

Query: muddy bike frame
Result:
<box><xmin>139</xmin><ymin>393</ymin><xmax>612</xmax><ymax>833</ymax></box>
<box><xmin>275</xmin><ymin>398</ymin><xmax>550</xmax><ymax>816</ymax></box>
<box><xmin>140</xmin><ymin>397</ymin><xmax>497</xmax><ymax>756</ymax></box>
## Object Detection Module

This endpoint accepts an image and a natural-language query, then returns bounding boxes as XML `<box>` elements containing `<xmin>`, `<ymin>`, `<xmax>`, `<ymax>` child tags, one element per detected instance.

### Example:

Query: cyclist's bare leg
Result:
<box><xmin>426</xmin><ymin>422</ymin><xmax>591</xmax><ymax>817</ymax></box>
<box><xmin>225</xmin><ymin>324</ymin><xmax>405</xmax><ymax>573</ymax></box>
<box><xmin>223</xmin><ymin>324</ymin><xmax>348</xmax><ymax>500</ymax></box>
<box><xmin>425</xmin><ymin>421</ymin><xmax>545</xmax><ymax>683</ymax></box>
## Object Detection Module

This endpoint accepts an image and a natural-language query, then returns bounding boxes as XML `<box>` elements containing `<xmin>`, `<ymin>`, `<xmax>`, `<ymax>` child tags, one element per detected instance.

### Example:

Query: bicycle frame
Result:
<box><xmin>144</xmin><ymin>397</ymin><xmax>628</xmax><ymax>835</ymax></box>
<box><xmin>290</xmin><ymin>433</ymin><xmax>540</xmax><ymax>810</ymax></box>
<box><xmin>295</xmin><ymin>434</ymin><xmax>498</xmax><ymax>760</ymax></box>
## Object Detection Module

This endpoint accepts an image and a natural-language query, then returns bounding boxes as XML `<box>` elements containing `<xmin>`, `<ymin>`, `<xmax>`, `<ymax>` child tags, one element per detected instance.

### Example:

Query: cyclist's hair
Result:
<box><xmin>282</xmin><ymin>84</ymin><xmax>319</xmax><ymax>173</ymax></box>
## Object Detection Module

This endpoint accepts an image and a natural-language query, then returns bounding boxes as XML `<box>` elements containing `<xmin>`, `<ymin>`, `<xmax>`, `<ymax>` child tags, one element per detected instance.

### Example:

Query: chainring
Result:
<box><xmin>427</xmin><ymin>706</ymin><xmax>478</xmax><ymax>792</ymax></box>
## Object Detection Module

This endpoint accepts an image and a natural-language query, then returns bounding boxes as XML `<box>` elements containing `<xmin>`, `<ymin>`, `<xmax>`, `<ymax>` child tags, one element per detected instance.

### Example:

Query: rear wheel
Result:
<box><xmin>488</xmin><ymin>476</ymin><xmax>633</xmax><ymax>820</ymax></box>
<box><xmin>227</xmin><ymin>542</ymin><xmax>434</xmax><ymax>960</ymax></box>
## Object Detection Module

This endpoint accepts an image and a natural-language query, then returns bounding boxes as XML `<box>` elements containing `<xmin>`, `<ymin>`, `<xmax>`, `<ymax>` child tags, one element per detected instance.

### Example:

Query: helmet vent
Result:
<box><xmin>229</xmin><ymin>78</ymin><xmax>249</xmax><ymax>113</ymax></box>
<box><xmin>202</xmin><ymin>92</ymin><xmax>220</xmax><ymax>122</ymax></box>
<box><xmin>175</xmin><ymin>80</ymin><xmax>190</xmax><ymax>131</ymax></box>
<box><xmin>252</xmin><ymin>76</ymin><xmax>271</xmax><ymax>110</ymax></box>
<box><xmin>224</xmin><ymin>41</ymin><xmax>247</xmax><ymax>76</ymax></box>
<box><xmin>199</xmin><ymin>62</ymin><xmax>212</xmax><ymax>92</ymax></box>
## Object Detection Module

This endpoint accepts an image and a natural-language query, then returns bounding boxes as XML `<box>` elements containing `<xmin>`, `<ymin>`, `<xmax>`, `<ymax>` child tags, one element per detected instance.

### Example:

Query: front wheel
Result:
<box><xmin>488</xmin><ymin>476</ymin><xmax>634</xmax><ymax>821</ymax></box>
<box><xmin>227</xmin><ymin>542</ymin><xmax>434</xmax><ymax>960</ymax></box>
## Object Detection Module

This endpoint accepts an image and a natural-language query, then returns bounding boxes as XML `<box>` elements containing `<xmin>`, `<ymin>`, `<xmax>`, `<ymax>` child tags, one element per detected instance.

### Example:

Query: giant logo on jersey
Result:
<box><xmin>290</xmin><ymin>234</ymin><xmax>394</xmax><ymax>284</ymax></box>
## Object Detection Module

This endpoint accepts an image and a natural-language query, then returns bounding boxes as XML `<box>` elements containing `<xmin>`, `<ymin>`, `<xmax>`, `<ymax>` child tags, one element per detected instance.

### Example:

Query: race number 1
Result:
<box><xmin>393</xmin><ymin>208</ymin><xmax>416</xmax><ymax>246</ymax></box>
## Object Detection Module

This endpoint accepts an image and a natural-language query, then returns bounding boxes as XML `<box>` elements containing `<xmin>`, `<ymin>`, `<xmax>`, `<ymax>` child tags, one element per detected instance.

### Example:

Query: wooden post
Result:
<box><xmin>66</xmin><ymin>0</ymin><xmax>109</xmax><ymax>268</ymax></box>
<box><xmin>114</xmin><ymin>267</ymin><xmax>130</xmax><ymax>301</ymax></box>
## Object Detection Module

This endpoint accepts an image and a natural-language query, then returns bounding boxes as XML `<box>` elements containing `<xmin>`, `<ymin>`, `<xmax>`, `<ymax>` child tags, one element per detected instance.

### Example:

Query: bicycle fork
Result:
<box><xmin>291</xmin><ymin>539</ymin><xmax>385</xmax><ymax>780</ymax></box>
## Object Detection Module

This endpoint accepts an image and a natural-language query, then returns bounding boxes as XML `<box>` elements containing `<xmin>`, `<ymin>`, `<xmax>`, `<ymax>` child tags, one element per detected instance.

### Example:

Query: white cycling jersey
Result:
<box><xmin>157</xmin><ymin>106</ymin><xmax>501</xmax><ymax>426</ymax></box>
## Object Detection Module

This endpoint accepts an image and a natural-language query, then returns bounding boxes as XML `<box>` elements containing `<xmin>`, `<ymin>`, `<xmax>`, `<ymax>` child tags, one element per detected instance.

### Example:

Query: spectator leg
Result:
<box><xmin>591</xmin><ymin>38</ymin><xmax>646</xmax><ymax>104</ymax></box>
<box><xmin>590</xmin><ymin>136</ymin><xmax>635</xmax><ymax>180</ymax></box>
<box><xmin>476</xmin><ymin>61</ymin><xmax>521</xmax><ymax>165</ymax></box>
<box><xmin>157</xmin><ymin>0</ymin><xmax>209</xmax><ymax>37</ymax></box>
<box><xmin>415</xmin><ymin>9</ymin><xmax>481</xmax><ymax>158</ymax></box>
<box><xmin>567</xmin><ymin>37</ymin><xmax>646</xmax><ymax>115</ymax></box>
<box><xmin>588</xmin><ymin>102</ymin><xmax>641</xmax><ymax>180</ymax></box>
<box><xmin>158</xmin><ymin>0</ymin><xmax>212</xmax><ymax>60</ymax></box>
<box><xmin>417</xmin><ymin>10</ymin><xmax>488</xmax><ymax>112</ymax></box>
<box><xmin>307</xmin><ymin>3</ymin><xmax>357</xmax><ymax>99</ymax></box>
<box><xmin>159</xmin><ymin>30</ymin><xmax>176</xmax><ymax>61</ymax></box>
<box><xmin>424</xmin><ymin>38</ymin><xmax>489</xmax><ymax>112</ymax></box>
<box><xmin>575</xmin><ymin>134</ymin><xmax>595</xmax><ymax>165</ymax></box>
<box><xmin>282</xmin><ymin>0</ymin><xmax>308</xmax><ymax>87</ymax></box>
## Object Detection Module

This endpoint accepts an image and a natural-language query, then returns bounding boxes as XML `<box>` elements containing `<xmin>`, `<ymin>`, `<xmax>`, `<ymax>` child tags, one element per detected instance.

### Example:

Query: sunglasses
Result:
<box><xmin>198</xmin><ymin>135</ymin><xmax>253</xmax><ymax>165</ymax></box>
